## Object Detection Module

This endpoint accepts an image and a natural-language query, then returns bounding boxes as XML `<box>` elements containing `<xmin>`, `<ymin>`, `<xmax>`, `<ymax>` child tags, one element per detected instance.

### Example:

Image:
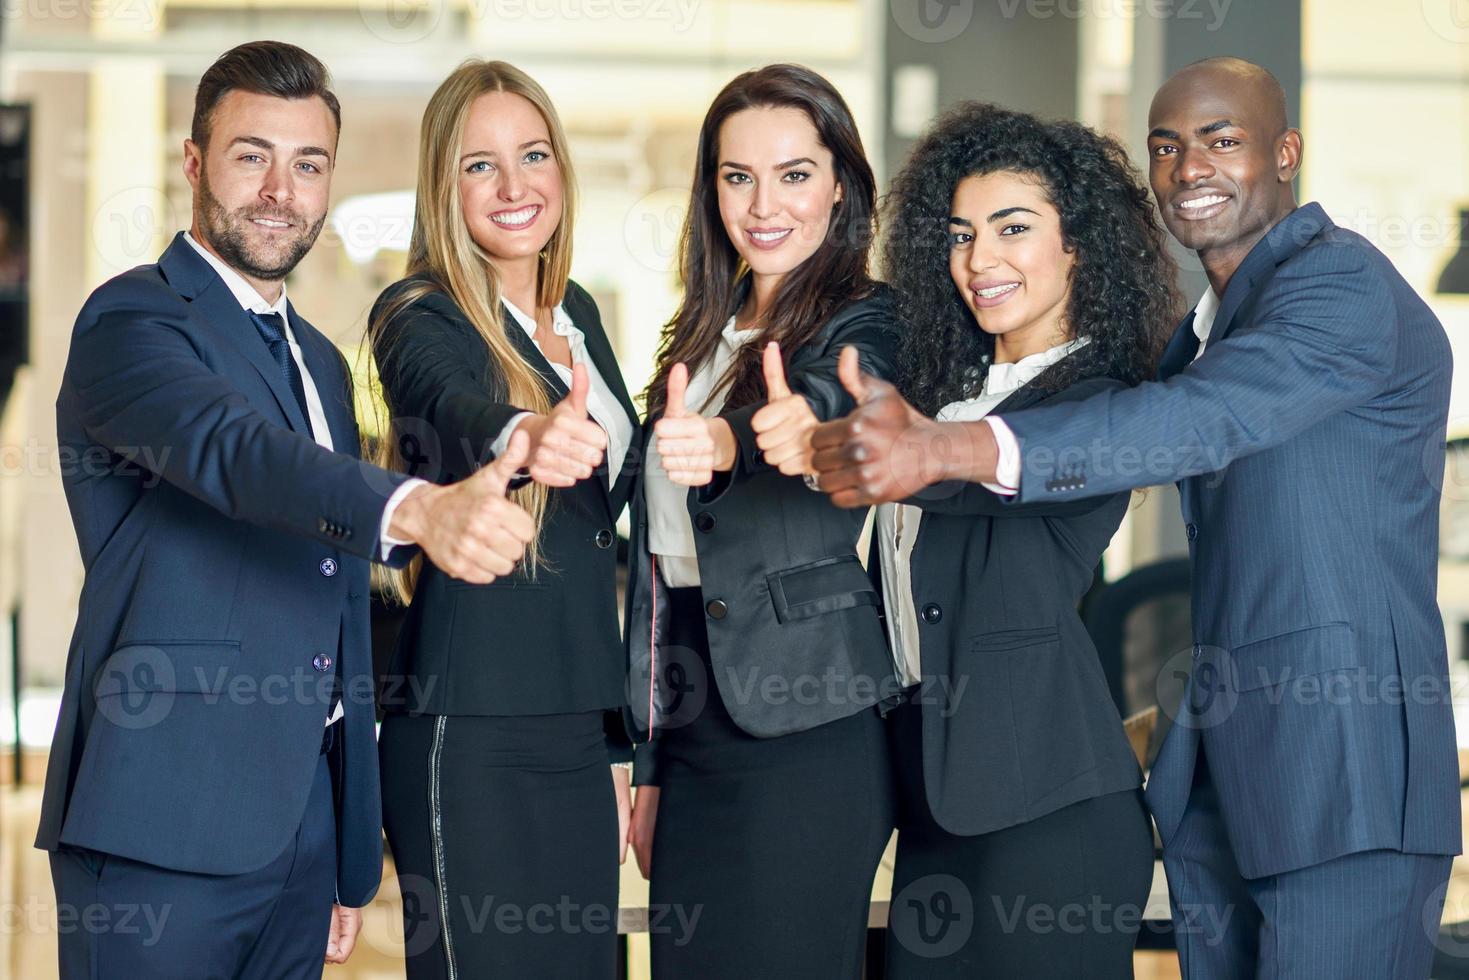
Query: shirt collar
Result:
<box><xmin>985</xmin><ymin>335</ymin><xmax>1090</xmax><ymax>397</ymax></box>
<box><xmin>1192</xmin><ymin>286</ymin><xmax>1221</xmax><ymax>344</ymax></box>
<box><xmin>183</xmin><ymin>231</ymin><xmax>289</xmax><ymax>319</ymax></box>
<box><xmin>502</xmin><ymin>296</ymin><xmax>574</xmax><ymax>339</ymax></box>
<box><xmin>720</xmin><ymin>314</ymin><xmax>759</xmax><ymax>344</ymax></box>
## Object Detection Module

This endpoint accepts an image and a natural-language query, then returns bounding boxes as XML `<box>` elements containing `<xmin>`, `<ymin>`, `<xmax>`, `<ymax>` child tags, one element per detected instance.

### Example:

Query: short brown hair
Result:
<box><xmin>191</xmin><ymin>41</ymin><xmax>341</xmax><ymax>150</ymax></box>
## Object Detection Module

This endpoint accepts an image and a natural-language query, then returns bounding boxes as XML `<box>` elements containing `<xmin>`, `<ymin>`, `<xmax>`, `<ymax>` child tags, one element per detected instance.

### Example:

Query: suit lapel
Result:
<box><xmin>1208</xmin><ymin>203</ymin><xmax>1330</xmax><ymax>350</ymax></box>
<box><xmin>502</xmin><ymin>305</ymin><xmax>572</xmax><ymax>402</ymax></box>
<box><xmin>159</xmin><ymin>235</ymin><xmax>313</xmax><ymax>437</ymax></box>
<box><xmin>564</xmin><ymin>290</ymin><xmax>642</xmax><ymax>506</ymax></box>
<box><xmin>1157</xmin><ymin>312</ymin><xmax>1199</xmax><ymax>381</ymax></box>
<box><xmin>985</xmin><ymin>347</ymin><xmax>1101</xmax><ymax>416</ymax></box>
<box><xmin>291</xmin><ymin>302</ymin><xmax>359</xmax><ymax>457</ymax></box>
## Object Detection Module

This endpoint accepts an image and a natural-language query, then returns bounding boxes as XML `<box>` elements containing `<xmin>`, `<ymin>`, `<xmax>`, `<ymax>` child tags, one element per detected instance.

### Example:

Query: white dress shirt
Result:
<box><xmin>184</xmin><ymin>233</ymin><xmax>419</xmax><ymax>725</ymax></box>
<box><xmin>879</xmin><ymin>337</ymin><xmax>1089</xmax><ymax>686</ymax></box>
<box><xmin>1189</xmin><ymin>285</ymin><xmax>1221</xmax><ymax>360</ymax></box>
<box><xmin>646</xmin><ymin>315</ymin><xmax>758</xmax><ymax>588</ymax></box>
<box><xmin>985</xmin><ymin>287</ymin><xmax>1219</xmax><ymax>493</ymax></box>
<box><xmin>492</xmin><ymin>298</ymin><xmax>634</xmax><ymax>487</ymax></box>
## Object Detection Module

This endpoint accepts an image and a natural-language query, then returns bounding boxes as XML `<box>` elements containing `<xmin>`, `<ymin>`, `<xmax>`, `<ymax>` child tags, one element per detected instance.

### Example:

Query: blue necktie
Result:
<box><xmin>249</xmin><ymin>311</ymin><xmax>312</xmax><ymax>427</ymax></box>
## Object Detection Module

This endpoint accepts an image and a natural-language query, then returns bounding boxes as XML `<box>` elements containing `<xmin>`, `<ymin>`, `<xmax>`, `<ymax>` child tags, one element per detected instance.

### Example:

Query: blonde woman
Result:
<box><xmin>370</xmin><ymin>59</ymin><xmax>639</xmax><ymax>977</ymax></box>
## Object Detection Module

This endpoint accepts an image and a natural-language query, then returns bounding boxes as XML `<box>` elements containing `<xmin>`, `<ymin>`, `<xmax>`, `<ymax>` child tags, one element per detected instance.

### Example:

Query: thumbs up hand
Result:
<box><xmin>750</xmin><ymin>342</ymin><xmax>821</xmax><ymax>477</ymax></box>
<box><xmin>516</xmin><ymin>361</ymin><xmax>608</xmax><ymax>488</ymax></box>
<box><xmin>810</xmin><ymin>346</ymin><xmax>950</xmax><ymax>508</ymax></box>
<box><xmin>653</xmin><ymin>363</ymin><xmax>719</xmax><ymax>487</ymax></box>
<box><xmin>388</xmin><ymin>428</ymin><xmax>538</xmax><ymax>584</ymax></box>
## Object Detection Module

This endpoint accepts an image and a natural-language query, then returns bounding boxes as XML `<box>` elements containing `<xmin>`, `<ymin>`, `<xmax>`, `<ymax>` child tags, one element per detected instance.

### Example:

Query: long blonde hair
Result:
<box><xmin>369</xmin><ymin>59</ymin><xmax>579</xmax><ymax>603</ymax></box>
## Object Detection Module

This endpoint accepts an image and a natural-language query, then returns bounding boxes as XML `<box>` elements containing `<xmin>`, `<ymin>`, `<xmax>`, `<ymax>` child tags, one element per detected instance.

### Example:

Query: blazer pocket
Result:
<box><xmin>971</xmin><ymin>626</ymin><xmax>1061</xmax><ymax>653</ymax></box>
<box><xmin>766</xmin><ymin>554</ymin><xmax>878</xmax><ymax>624</ymax></box>
<box><xmin>94</xmin><ymin>640</ymin><xmax>242</xmax><ymax>696</ymax></box>
<box><xmin>1229</xmin><ymin>621</ymin><xmax>1357</xmax><ymax>692</ymax></box>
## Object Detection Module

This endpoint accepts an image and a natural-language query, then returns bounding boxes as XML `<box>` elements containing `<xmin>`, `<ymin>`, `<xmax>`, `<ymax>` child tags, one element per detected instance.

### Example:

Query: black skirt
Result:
<box><xmin>379</xmin><ymin>710</ymin><xmax>620</xmax><ymax>979</ymax></box>
<box><xmin>647</xmin><ymin>586</ymin><xmax>895</xmax><ymax>979</ymax></box>
<box><xmin>884</xmin><ymin>701</ymin><xmax>1155</xmax><ymax>979</ymax></box>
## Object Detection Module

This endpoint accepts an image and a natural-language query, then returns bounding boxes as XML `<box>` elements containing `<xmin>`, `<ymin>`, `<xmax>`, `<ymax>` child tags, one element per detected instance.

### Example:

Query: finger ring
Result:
<box><xmin>803</xmin><ymin>473</ymin><xmax>821</xmax><ymax>492</ymax></box>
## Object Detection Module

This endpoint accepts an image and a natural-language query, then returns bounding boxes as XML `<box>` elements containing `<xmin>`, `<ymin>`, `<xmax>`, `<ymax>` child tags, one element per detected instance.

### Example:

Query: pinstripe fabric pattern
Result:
<box><xmin>1163</xmin><ymin>750</ymin><xmax>1450</xmax><ymax>979</ymax></box>
<box><xmin>999</xmin><ymin>203</ymin><xmax>1459</xmax><ymax>913</ymax></box>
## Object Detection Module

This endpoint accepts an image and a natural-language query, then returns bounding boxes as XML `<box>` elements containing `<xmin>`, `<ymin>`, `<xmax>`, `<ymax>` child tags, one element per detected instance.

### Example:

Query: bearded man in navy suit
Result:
<box><xmin>38</xmin><ymin>41</ymin><xmax>536</xmax><ymax>979</ymax></box>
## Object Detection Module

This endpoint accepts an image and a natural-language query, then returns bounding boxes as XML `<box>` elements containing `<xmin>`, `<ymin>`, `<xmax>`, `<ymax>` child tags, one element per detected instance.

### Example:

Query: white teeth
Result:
<box><xmin>1180</xmin><ymin>194</ymin><xmax>1228</xmax><ymax>210</ymax></box>
<box><xmin>253</xmin><ymin>218</ymin><xmax>289</xmax><ymax>228</ymax></box>
<box><xmin>977</xmin><ymin>283</ymin><xmax>1019</xmax><ymax>299</ymax></box>
<box><xmin>750</xmin><ymin>229</ymin><xmax>791</xmax><ymax>243</ymax></box>
<box><xmin>492</xmin><ymin>206</ymin><xmax>538</xmax><ymax>227</ymax></box>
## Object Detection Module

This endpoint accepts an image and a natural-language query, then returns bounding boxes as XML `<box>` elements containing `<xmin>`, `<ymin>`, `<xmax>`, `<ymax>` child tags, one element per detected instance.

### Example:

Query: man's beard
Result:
<box><xmin>198</xmin><ymin>167</ymin><xmax>326</xmax><ymax>282</ymax></box>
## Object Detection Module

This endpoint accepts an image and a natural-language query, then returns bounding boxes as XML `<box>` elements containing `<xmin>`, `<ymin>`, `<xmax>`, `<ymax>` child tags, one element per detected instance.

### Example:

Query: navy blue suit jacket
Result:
<box><xmin>1002</xmin><ymin>203</ymin><xmax>1460</xmax><ymax>878</ymax></box>
<box><xmin>36</xmin><ymin>233</ymin><xmax>413</xmax><ymax>906</ymax></box>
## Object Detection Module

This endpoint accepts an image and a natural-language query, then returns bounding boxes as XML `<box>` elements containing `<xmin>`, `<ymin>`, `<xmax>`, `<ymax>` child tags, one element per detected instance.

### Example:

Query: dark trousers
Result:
<box><xmin>1163</xmin><ymin>747</ymin><xmax>1452</xmax><ymax>979</ymax></box>
<box><xmin>648</xmin><ymin>586</ymin><xmax>895</xmax><ymax>980</ymax></box>
<box><xmin>50</xmin><ymin>752</ymin><xmax>337</xmax><ymax>980</ymax></box>
<box><xmin>379</xmin><ymin>709</ymin><xmax>620</xmax><ymax>979</ymax></box>
<box><xmin>884</xmin><ymin>702</ymin><xmax>1154</xmax><ymax>979</ymax></box>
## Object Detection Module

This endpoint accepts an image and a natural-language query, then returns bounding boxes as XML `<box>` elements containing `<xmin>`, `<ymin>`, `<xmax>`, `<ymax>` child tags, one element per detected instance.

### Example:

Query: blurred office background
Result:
<box><xmin>0</xmin><ymin>0</ymin><xmax>1467</xmax><ymax>976</ymax></box>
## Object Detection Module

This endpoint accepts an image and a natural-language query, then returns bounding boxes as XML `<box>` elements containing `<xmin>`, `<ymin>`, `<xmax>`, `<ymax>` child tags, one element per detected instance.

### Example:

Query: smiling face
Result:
<box><xmin>947</xmin><ymin>170</ymin><xmax>1075</xmax><ymax>362</ymax></box>
<box><xmin>715</xmin><ymin>106</ymin><xmax>843</xmax><ymax>290</ymax></box>
<box><xmin>183</xmin><ymin>89</ymin><xmax>335</xmax><ymax>294</ymax></box>
<box><xmin>457</xmin><ymin>90</ymin><xmax>563</xmax><ymax>266</ymax></box>
<box><xmin>1146</xmin><ymin>61</ymin><xmax>1301</xmax><ymax>270</ymax></box>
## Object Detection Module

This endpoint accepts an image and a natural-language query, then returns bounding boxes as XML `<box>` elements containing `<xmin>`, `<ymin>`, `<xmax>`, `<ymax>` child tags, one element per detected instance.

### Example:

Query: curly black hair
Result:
<box><xmin>882</xmin><ymin>102</ymin><xmax>1182</xmax><ymax>415</ymax></box>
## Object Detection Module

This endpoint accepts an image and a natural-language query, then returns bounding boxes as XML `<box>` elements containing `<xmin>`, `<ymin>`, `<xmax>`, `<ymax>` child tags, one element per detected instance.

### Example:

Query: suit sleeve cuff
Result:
<box><xmin>378</xmin><ymin>478</ymin><xmax>428</xmax><ymax>560</ymax></box>
<box><xmin>488</xmin><ymin>411</ymin><xmax>535</xmax><ymax>460</ymax></box>
<box><xmin>982</xmin><ymin>416</ymin><xmax>1021</xmax><ymax>495</ymax></box>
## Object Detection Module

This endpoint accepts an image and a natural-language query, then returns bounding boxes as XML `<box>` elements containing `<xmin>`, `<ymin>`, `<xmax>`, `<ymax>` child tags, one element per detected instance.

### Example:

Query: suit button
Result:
<box><xmin>706</xmin><ymin>599</ymin><xmax>728</xmax><ymax>620</ymax></box>
<box><xmin>921</xmin><ymin>603</ymin><xmax>942</xmax><ymax>625</ymax></box>
<box><xmin>594</xmin><ymin>528</ymin><xmax>614</xmax><ymax>549</ymax></box>
<box><xmin>312</xmin><ymin>654</ymin><xmax>333</xmax><ymax>672</ymax></box>
<box><xmin>694</xmin><ymin>512</ymin><xmax>716</xmax><ymax>533</ymax></box>
<box><xmin>1193</xmin><ymin>644</ymin><xmax>1202</xmax><ymax>661</ymax></box>
<box><xmin>319</xmin><ymin>558</ymin><xmax>338</xmax><ymax>577</ymax></box>
<box><xmin>1186</xmin><ymin>522</ymin><xmax>1198</xmax><ymax>541</ymax></box>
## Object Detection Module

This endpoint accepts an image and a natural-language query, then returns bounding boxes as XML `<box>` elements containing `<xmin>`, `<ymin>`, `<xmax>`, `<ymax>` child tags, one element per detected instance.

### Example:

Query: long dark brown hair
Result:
<box><xmin>645</xmin><ymin>63</ymin><xmax>877</xmax><ymax>416</ymax></box>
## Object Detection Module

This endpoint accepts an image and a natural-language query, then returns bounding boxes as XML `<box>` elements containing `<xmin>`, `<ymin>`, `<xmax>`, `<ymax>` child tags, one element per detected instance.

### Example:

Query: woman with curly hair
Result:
<box><xmin>869</xmin><ymin>103</ymin><xmax>1181</xmax><ymax>977</ymax></box>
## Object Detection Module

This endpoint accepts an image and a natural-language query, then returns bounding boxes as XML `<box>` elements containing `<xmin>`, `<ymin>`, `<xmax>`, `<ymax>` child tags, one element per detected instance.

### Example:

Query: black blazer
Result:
<box><xmin>371</xmin><ymin>277</ymin><xmax>640</xmax><ymax>718</ymax></box>
<box><xmin>880</xmin><ymin>355</ymin><xmax>1143</xmax><ymax>836</ymax></box>
<box><xmin>626</xmin><ymin>286</ymin><xmax>902</xmax><ymax>783</ymax></box>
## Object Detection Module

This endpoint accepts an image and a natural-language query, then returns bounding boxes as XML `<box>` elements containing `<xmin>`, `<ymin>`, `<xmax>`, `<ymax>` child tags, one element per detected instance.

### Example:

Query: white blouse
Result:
<box><xmin>877</xmin><ymin>336</ymin><xmax>1090</xmax><ymax>686</ymax></box>
<box><xmin>646</xmin><ymin>315</ymin><xmax>759</xmax><ymax>588</ymax></box>
<box><xmin>495</xmin><ymin>297</ymin><xmax>635</xmax><ymax>486</ymax></box>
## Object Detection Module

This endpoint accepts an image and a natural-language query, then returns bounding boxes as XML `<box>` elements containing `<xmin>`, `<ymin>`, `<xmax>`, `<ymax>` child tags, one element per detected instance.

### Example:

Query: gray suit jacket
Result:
<box><xmin>625</xmin><ymin>288</ymin><xmax>902</xmax><ymax>784</ymax></box>
<box><xmin>1002</xmin><ymin>203</ymin><xmax>1461</xmax><ymax>878</ymax></box>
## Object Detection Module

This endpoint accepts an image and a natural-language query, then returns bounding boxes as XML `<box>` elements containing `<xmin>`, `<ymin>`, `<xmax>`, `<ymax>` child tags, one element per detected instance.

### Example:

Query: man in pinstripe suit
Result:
<box><xmin>812</xmin><ymin>57</ymin><xmax>1460</xmax><ymax>977</ymax></box>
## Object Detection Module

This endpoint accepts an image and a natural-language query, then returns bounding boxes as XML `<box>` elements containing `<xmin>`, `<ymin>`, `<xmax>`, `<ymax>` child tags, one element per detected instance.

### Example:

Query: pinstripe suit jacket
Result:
<box><xmin>1001</xmin><ymin>203</ymin><xmax>1460</xmax><ymax>878</ymax></box>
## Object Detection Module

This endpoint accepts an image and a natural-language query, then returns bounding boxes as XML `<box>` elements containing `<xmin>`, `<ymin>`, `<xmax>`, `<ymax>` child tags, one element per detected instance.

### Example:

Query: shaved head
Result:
<box><xmin>1167</xmin><ymin>57</ymin><xmax>1289</xmax><ymax>137</ymax></box>
<box><xmin>1145</xmin><ymin>56</ymin><xmax>1302</xmax><ymax>292</ymax></box>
